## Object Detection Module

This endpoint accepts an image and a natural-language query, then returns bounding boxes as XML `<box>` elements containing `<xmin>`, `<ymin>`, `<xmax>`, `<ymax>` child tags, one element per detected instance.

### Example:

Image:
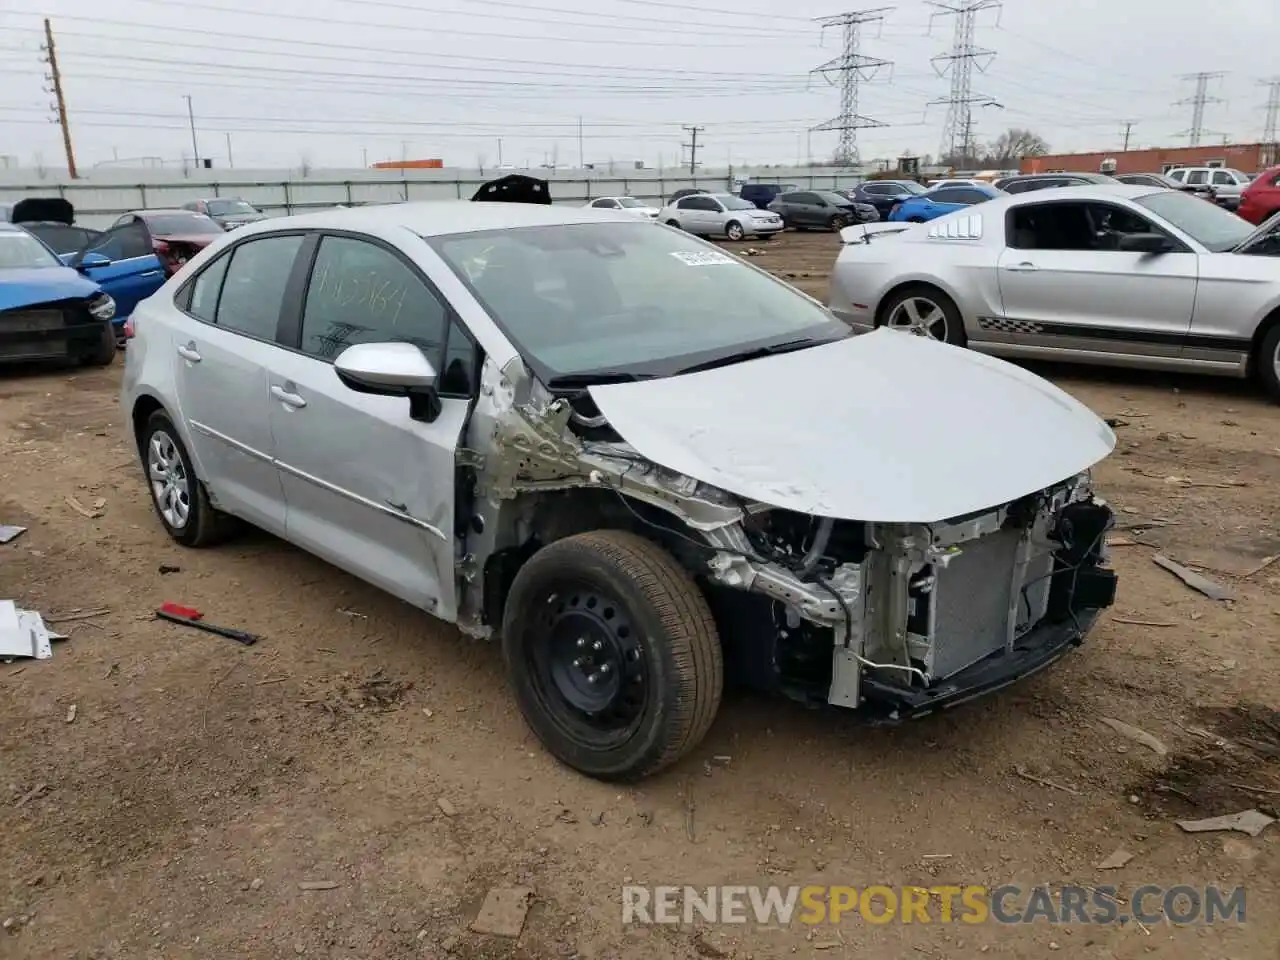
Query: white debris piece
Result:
<box><xmin>1176</xmin><ymin>810</ymin><xmax>1275</xmax><ymax>838</ymax></box>
<box><xmin>0</xmin><ymin>601</ymin><xmax>55</xmax><ymax>660</ymax></box>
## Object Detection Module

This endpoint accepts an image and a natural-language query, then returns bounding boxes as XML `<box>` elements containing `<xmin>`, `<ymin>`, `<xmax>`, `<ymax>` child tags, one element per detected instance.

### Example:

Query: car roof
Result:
<box><xmin>256</xmin><ymin>200</ymin><xmax>637</xmax><ymax>237</ymax></box>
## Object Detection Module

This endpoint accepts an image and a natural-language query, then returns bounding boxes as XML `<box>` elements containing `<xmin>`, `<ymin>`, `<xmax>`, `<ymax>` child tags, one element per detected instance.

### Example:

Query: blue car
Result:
<box><xmin>0</xmin><ymin>223</ymin><xmax>135</xmax><ymax>365</ymax></box>
<box><xmin>887</xmin><ymin>183</ymin><xmax>1003</xmax><ymax>223</ymax></box>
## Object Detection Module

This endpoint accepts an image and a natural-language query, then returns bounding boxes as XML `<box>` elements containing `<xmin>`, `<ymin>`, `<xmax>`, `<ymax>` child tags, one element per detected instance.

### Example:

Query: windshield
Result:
<box><xmin>616</xmin><ymin>198</ymin><xmax>646</xmax><ymax>208</ymax></box>
<box><xmin>144</xmin><ymin>213</ymin><xmax>224</xmax><ymax>235</ymax></box>
<box><xmin>429</xmin><ymin>221</ymin><xmax>846</xmax><ymax>380</ymax></box>
<box><xmin>1134</xmin><ymin>191</ymin><xmax>1255</xmax><ymax>252</ymax></box>
<box><xmin>206</xmin><ymin>199</ymin><xmax>258</xmax><ymax>216</ymax></box>
<box><xmin>817</xmin><ymin>192</ymin><xmax>851</xmax><ymax>205</ymax></box>
<box><xmin>715</xmin><ymin>194</ymin><xmax>757</xmax><ymax>211</ymax></box>
<box><xmin>0</xmin><ymin>231</ymin><xmax>61</xmax><ymax>268</ymax></box>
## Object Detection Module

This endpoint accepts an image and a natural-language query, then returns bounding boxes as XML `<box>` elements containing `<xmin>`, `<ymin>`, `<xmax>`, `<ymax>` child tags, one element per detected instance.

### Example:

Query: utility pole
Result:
<box><xmin>225</xmin><ymin>132</ymin><xmax>234</xmax><ymax>169</ymax></box>
<box><xmin>1121</xmin><ymin>120</ymin><xmax>1137</xmax><ymax>151</ymax></box>
<box><xmin>926</xmin><ymin>0</ymin><xmax>1001</xmax><ymax>167</ymax></box>
<box><xmin>497</xmin><ymin>137</ymin><xmax>503</xmax><ymax>166</ymax></box>
<box><xmin>577</xmin><ymin>116</ymin><xmax>584</xmax><ymax>169</ymax></box>
<box><xmin>183</xmin><ymin>95</ymin><xmax>200</xmax><ymax>168</ymax></box>
<box><xmin>681</xmin><ymin>125</ymin><xmax>705</xmax><ymax>175</ymax></box>
<box><xmin>1174</xmin><ymin>72</ymin><xmax>1226</xmax><ymax>147</ymax></box>
<box><xmin>810</xmin><ymin>8</ymin><xmax>893</xmax><ymax>166</ymax></box>
<box><xmin>41</xmin><ymin>18</ymin><xmax>77</xmax><ymax>178</ymax></box>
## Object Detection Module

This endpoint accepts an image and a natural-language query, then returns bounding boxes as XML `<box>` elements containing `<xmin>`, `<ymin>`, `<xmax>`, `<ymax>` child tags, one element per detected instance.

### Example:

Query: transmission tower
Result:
<box><xmin>1259</xmin><ymin>78</ymin><xmax>1280</xmax><ymax>145</ymax></box>
<box><xmin>810</xmin><ymin>8</ymin><xmax>894</xmax><ymax>166</ymax></box>
<box><xmin>1175</xmin><ymin>72</ymin><xmax>1226</xmax><ymax>147</ymax></box>
<box><xmin>927</xmin><ymin>0</ymin><xmax>1001</xmax><ymax>165</ymax></box>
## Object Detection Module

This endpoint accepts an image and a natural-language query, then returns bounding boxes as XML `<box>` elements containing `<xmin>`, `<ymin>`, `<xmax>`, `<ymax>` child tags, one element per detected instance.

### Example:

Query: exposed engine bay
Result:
<box><xmin>451</xmin><ymin>350</ymin><xmax>1118</xmax><ymax>718</ymax></box>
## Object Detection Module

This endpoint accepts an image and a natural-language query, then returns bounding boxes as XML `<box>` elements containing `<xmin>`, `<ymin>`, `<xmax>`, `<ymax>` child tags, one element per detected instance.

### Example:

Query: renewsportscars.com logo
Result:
<box><xmin>621</xmin><ymin>885</ymin><xmax>1248</xmax><ymax>926</ymax></box>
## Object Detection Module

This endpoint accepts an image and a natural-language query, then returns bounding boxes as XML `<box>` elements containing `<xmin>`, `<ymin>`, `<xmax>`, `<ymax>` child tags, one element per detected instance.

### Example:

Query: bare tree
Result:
<box><xmin>984</xmin><ymin>128</ymin><xmax>1049</xmax><ymax>166</ymax></box>
<box><xmin>299</xmin><ymin>153</ymin><xmax>313</xmax><ymax>177</ymax></box>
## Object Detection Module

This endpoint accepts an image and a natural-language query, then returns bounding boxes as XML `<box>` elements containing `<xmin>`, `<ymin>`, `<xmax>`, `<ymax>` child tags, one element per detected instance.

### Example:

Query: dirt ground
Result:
<box><xmin>2</xmin><ymin>231</ymin><xmax>1278</xmax><ymax>959</ymax></box>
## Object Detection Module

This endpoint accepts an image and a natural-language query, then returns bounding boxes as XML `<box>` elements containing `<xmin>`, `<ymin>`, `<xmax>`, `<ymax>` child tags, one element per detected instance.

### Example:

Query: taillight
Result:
<box><xmin>123</xmin><ymin>316</ymin><xmax>136</xmax><ymax>339</ymax></box>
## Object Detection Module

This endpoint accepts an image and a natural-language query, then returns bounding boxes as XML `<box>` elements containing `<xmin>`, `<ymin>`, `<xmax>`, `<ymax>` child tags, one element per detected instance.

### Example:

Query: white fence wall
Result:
<box><xmin>0</xmin><ymin>166</ymin><xmax>871</xmax><ymax>229</ymax></box>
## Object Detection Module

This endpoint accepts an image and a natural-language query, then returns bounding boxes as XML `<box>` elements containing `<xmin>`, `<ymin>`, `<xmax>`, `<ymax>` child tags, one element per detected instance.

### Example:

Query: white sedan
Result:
<box><xmin>829</xmin><ymin>184</ymin><xmax>1280</xmax><ymax>402</ymax></box>
<box><xmin>658</xmin><ymin>192</ymin><xmax>784</xmax><ymax>241</ymax></box>
<box><xmin>583</xmin><ymin>196</ymin><xmax>660</xmax><ymax>220</ymax></box>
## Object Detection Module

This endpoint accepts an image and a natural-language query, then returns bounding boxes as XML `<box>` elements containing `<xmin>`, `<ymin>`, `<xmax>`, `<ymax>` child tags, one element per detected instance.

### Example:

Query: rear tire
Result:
<box><xmin>878</xmin><ymin>283</ymin><xmax>968</xmax><ymax>347</ymax></box>
<box><xmin>140</xmin><ymin>410</ymin><xmax>235</xmax><ymax>547</ymax></box>
<box><xmin>501</xmin><ymin>530</ymin><xmax>723</xmax><ymax>782</ymax></box>
<box><xmin>1257</xmin><ymin>322</ymin><xmax>1280</xmax><ymax>404</ymax></box>
<box><xmin>83</xmin><ymin>323</ymin><xmax>117</xmax><ymax>366</ymax></box>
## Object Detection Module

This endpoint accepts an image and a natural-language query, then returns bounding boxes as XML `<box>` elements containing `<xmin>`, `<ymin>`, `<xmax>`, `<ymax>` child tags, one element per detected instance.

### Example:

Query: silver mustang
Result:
<box><xmin>828</xmin><ymin>184</ymin><xmax>1280</xmax><ymax>402</ymax></box>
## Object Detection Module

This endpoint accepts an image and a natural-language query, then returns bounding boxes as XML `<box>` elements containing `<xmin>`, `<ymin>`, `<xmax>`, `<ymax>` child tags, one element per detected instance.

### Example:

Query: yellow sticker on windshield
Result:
<box><xmin>670</xmin><ymin>250</ymin><xmax>735</xmax><ymax>266</ymax></box>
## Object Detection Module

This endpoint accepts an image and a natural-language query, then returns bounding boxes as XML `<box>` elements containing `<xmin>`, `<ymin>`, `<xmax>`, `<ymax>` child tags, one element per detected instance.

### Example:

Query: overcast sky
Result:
<box><xmin>0</xmin><ymin>0</ymin><xmax>1274</xmax><ymax>171</ymax></box>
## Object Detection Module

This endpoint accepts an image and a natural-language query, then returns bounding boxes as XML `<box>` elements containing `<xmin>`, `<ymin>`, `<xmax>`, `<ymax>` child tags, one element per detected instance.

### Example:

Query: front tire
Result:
<box><xmin>1257</xmin><ymin>322</ymin><xmax>1280</xmax><ymax>404</ymax></box>
<box><xmin>140</xmin><ymin>411</ymin><xmax>234</xmax><ymax>547</ymax></box>
<box><xmin>83</xmin><ymin>323</ymin><xmax>117</xmax><ymax>366</ymax></box>
<box><xmin>725</xmin><ymin>220</ymin><xmax>745</xmax><ymax>241</ymax></box>
<box><xmin>501</xmin><ymin>530</ymin><xmax>723</xmax><ymax>782</ymax></box>
<box><xmin>828</xmin><ymin>214</ymin><xmax>849</xmax><ymax>231</ymax></box>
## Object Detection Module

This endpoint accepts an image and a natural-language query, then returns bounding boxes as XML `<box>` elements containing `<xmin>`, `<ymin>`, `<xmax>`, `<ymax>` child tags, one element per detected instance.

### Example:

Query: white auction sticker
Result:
<box><xmin>670</xmin><ymin>250</ymin><xmax>735</xmax><ymax>266</ymax></box>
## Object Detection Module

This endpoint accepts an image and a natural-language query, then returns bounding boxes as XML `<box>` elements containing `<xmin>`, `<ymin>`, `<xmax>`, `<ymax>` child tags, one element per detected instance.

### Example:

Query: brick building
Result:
<box><xmin>1020</xmin><ymin>142</ymin><xmax>1277</xmax><ymax>176</ymax></box>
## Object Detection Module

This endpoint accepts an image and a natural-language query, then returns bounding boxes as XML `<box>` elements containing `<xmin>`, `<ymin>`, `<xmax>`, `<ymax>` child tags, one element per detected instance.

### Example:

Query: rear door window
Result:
<box><xmin>215</xmin><ymin>234</ymin><xmax>305</xmax><ymax>341</ymax></box>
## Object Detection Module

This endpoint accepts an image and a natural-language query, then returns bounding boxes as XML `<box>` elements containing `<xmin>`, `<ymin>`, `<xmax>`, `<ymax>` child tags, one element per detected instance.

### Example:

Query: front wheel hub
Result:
<box><xmin>535</xmin><ymin>588</ymin><xmax>647</xmax><ymax>728</ymax></box>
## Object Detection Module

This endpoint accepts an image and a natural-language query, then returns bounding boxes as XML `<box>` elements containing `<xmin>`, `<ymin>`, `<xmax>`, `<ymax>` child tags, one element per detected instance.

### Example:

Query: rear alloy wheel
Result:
<box><xmin>140</xmin><ymin>410</ymin><xmax>234</xmax><ymax>547</ymax></box>
<box><xmin>725</xmin><ymin>220</ymin><xmax>745</xmax><ymax>241</ymax></box>
<box><xmin>502</xmin><ymin>530</ymin><xmax>723</xmax><ymax>782</ymax></box>
<box><xmin>1257</xmin><ymin>322</ymin><xmax>1280</xmax><ymax>404</ymax></box>
<box><xmin>881</xmin><ymin>285</ymin><xmax>967</xmax><ymax>347</ymax></box>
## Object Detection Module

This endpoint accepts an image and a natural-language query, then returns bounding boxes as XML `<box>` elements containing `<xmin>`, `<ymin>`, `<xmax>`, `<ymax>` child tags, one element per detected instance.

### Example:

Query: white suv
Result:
<box><xmin>1167</xmin><ymin>167</ymin><xmax>1252</xmax><ymax>210</ymax></box>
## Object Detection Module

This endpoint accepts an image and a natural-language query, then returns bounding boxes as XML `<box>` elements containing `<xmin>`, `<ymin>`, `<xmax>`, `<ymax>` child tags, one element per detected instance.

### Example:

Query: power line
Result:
<box><xmin>1174</xmin><ymin>71</ymin><xmax>1225</xmax><ymax>147</ymax></box>
<box><xmin>926</xmin><ymin>0</ymin><xmax>1001</xmax><ymax>164</ymax></box>
<box><xmin>681</xmin><ymin>125</ymin><xmax>704</xmax><ymax>174</ymax></box>
<box><xmin>809</xmin><ymin>8</ymin><xmax>893</xmax><ymax>165</ymax></box>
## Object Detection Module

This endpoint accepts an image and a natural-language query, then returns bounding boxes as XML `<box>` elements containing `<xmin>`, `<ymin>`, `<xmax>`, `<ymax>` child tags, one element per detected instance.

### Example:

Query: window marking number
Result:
<box><xmin>670</xmin><ymin>250</ymin><xmax>735</xmax><ymax>266</ymax></box>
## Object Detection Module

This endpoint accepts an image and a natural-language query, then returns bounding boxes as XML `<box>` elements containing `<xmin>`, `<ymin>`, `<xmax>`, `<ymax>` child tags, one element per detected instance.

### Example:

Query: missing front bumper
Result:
<box><xmin>858</xmin><ymin>604</ymin><xmax>1105</xmax><ymax>721</ymax></box>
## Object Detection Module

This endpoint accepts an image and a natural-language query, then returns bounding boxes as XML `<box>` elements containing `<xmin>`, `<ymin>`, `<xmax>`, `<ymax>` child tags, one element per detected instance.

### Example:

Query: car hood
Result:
<box><xmin>588</xmin><ymin>329</ymin><xmax>1115</xmax><ymax>523</ymax></box>
<box><xmin>0</xmin><ymin>266</ymin><xmax>99</xmax><ymax>311</ymax></box>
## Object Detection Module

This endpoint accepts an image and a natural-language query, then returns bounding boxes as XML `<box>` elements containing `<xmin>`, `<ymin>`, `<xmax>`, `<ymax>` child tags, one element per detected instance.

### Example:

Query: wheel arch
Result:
<box><xmin>1246</xmin><ymin>301</ymin><xmax>1280</xmax><ymax>377</ymax></box>
<box><xmin>873</xmin><ymin>276</ymin><xmax>966</xmax><ymax>329</ymax></box>
<box><xmin>480</xmin><ymin>488</ymin><xmax>714</xmax><ymax>632</ymax></box>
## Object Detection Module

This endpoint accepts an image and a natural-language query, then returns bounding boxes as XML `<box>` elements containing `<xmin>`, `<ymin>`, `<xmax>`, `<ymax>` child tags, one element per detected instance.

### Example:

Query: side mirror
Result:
<box><xmin>78</xmin><ymin>251</ymin><xmax>111</xmax><ymax>271</ymax></box>
<box><xmin>1117</xmin><ymin>232</ymin><xmax>1172</xmax><ymax>254</ymax></box>
<box><xmin>334</xmin><ymin>342</ymin><xmax>441</xmax><ymax>421</ymax></box>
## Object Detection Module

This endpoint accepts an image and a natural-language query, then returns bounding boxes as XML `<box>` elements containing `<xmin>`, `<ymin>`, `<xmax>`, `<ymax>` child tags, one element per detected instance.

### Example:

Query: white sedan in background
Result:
<box><xmin>658</xmin><ymin>192</ymin><xmax>784</xmax><ymax>241</ymax></box>
<box><xmin>828</xmin><ymin>184</ymin><xmax>1280</xmax><ymax>402</ymax></box>
<box><xmin>584</xmin><ymin>196</ymin><xmax>660</xmax><ymax>220</ymax></box>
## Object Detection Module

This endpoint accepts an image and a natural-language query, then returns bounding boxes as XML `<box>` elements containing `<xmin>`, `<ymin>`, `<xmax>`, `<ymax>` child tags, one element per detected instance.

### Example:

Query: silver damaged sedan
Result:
<box><xmin>829</xmin><ymin>184</ymin><xmax>1280</xmax><ymax>402</ymax></box>
<box><xmin>122</xmin><ymin>201</ymin><xmax>1118</xmax><ymax>781</ymax></box>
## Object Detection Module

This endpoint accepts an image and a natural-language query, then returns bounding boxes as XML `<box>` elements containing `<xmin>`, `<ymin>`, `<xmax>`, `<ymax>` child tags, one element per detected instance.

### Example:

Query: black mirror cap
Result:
<box><xmin>1118</xmin><ymin>232</ymin><xmax>1172</xmax><ymax>253</ymax></box>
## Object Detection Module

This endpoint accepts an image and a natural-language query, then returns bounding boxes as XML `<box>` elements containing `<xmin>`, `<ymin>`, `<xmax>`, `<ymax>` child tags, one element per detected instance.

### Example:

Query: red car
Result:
<box><xmin>1238</xmin><ymin>166</ymin><xmax>1280</xmax><ymax>225</ymax></box>
<box><xmin>104</xmin><ymin>209</ymin><xmax>225</xmax><ymax>276</ymax></box>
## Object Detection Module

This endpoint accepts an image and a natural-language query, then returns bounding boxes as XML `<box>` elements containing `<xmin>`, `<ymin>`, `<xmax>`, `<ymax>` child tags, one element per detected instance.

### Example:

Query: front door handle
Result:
<box><xmin>270</xmin><ymin>384</ymin><xmax>307</xmax><ymax>409</ymax></box>
<box><xmin>176</xmin><ymin>342</ymin><xmax>202</xmax><ymax>362</ymax></box>
<box><xmin>1004</xmin><ymin>261</ymin><xmax>1039</xmax><ymax>272</ymax></box>
<box><xmin>138</xmin><ymin>269</ymin><xmax>163</xmax><ymax>278</ymax></box>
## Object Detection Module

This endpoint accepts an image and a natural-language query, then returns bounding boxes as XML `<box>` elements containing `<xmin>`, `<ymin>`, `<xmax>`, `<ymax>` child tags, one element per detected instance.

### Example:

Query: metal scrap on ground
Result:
<box><xmin>1151</xmin><ymin>554</ymin><xmax>1233</xmax><ymax>601</ymax></box>
<box><xmin>1176</xmin><ymin>810</ymin><xmax>1275</xmax><ymax>837</ymax></box>
<box><xmin>0</xmin><ymin>601</ymin><xmax>64</xmax><ymax>660</ymax></box>
<box><xmin>0</xmin><ymin>525</ymin><xmax>27</xmax><ymax>544</ymax></box>
<box><xmin>1099</xmin><ymin>717</ymin><xmax>1169</xmax><ymax>756</ymax></box>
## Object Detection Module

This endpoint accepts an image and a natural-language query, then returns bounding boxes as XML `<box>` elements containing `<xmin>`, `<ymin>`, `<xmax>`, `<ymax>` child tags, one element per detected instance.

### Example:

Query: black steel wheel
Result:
<box><xmin>502</xmin><ymin>530</ymin><xmax>723</xmax><ymax>782</ymax></box>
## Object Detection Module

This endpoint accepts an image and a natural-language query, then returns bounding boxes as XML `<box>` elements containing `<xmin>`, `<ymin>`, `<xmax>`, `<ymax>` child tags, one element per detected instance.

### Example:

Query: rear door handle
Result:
<box><xmin>176</xmin><ymin>343</ymin><xmax>201</xmax><ymax>362</ymax></box>
<box><xmin>138</xmin><ymin>269</ymin><xmax>163</xmax><ymax>278</ymax></box>
<box><xmin>1004</xmin><ymin>261</ymin><xmax>1038</xmax><ymax>272</ymax></box>
<box><xmin>270</xmin><ymin>384</ymin><xmax>307</xmax><ymax>409</ymax></box>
